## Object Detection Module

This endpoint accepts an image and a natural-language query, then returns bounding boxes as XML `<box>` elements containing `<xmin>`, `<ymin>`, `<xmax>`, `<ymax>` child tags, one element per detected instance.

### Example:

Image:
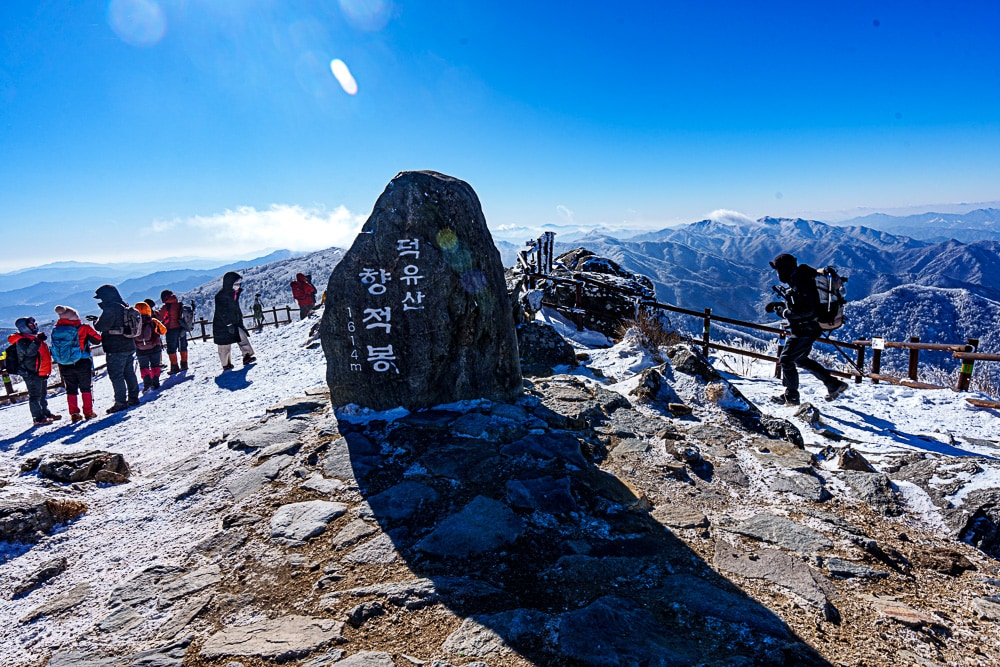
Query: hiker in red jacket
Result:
<box><xmin>8</xmin><ymin>316</ymin><xmax>61</xmax><ymax>426</ymax></box>
<box><xmin>158</xmin><ymin>289</ymin><xmax>189</xmax><ymax>374</ymax></box>
<box><xmin>290</xmin><ymin>273</ymin><xmax>317</xmax><ymax>320</ymax></box>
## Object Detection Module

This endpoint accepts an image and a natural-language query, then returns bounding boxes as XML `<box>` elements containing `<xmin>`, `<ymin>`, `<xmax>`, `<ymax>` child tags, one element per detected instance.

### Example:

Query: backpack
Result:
<box><xmin>108</xmin><ymin>304</ymin><xmax>144</xmax><ymax>338</ymax></box>
<box><xmin>51</xmin><ymin>324</ymin><xmax>84</xmax><ymax>366</ymax></box>
<box><xmin>2</xmin><ymin>343</ymin><xmax>20</xmax><ymax>376</ymax></box>
<box><xmin>814</xmin><ymin>266</ymin><xmax>847</xmax><ymax>330</ymax></box>
<box><xmin>180</xmin><ymin>303</ymin><xmax>195</xmax><ymax>332</ymax></box>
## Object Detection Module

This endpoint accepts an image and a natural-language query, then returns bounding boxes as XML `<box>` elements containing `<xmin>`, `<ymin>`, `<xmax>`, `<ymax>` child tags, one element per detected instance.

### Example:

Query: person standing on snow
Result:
<box><xmin>213</xmin><ymin>271</ymin><xmax>256</xmax><ymax>371</ymax></box>
<box><xmin>94</xmin><ymin>283</ymin><xmax>141</xmax><ymax>413</ymax></box>
<box><xmin>252</xmin><ymin>293</ymin><xmax>265</xmax><ymax>331</ymax></box>
<box><xmin>134</xmin><ymin>302</ymin><xmax>167</xmax><ymax>392</ymax></box>
<box><xmin>50</xmin><ymin>305</ymin><xmax>102</xmax><ymax>422</ymax></box>
<box><xmin>290</xmin><ymin>272</ymin><xmax>317</xmax><ymax>320</ymax></box>
<box><xmin>8</xmin><ymin>317</ymin><xmax>61</xmax><ymax>425</ymax></box>
<box><xmin>158</xmin><ymin>289</ymin><xmax>190</xmax><ymax>374</ymax></box>
<box><xmin>765</xmin><ymin>253</ymin><xmax>848</xmax><ymax>406</ymax></box>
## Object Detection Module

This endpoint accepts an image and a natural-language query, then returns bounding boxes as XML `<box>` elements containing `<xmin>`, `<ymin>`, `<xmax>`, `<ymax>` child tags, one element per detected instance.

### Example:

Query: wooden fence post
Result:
<box><xmin>908</xmin><ymin>336</ymin><xmax>920</xmax><ymax>381</ymax></box>
<box><xmin>854</xmin><ymin>345</ymin><xmax>865</xmax><ymax>383</ymax></box>
<box><xmin>871</xmin><ymin>347</ymin><xmax>882</xmax><ymax>384</ymax></box>
<box><xmin>702</xmin><ymin>308</ymin><xmax>711</xmax><ymax>357</ymax></box>
<box><xmin>957</xmin><ymin>337</ymin><xmax>979</xmax><ymax>392</ymax></box>
<box><xmin>199</xmin><ymin>319</ymin><xmax>209</xmax><ymax>342</ymax></box>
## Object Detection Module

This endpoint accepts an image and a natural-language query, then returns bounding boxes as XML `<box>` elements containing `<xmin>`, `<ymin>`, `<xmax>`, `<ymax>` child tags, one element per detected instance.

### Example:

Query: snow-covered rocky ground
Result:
<box><xmin>2</xmin><ymin>306</ymin><xmax>999</xmax><ymax>665</ymax></box>
<box><xmin>0</xmin><ymin>315</ymin><xmax>328</xmax><ymax>663</ymax></box>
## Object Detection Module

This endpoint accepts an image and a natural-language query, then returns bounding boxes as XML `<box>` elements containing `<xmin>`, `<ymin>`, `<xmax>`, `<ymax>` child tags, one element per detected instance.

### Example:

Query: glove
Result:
<box><xmin>764</xmin><ymin>301</ymin><xmax>786</xmax><ymax>316</ymax></box>
<box><xmin>85</xmin><ymin>315</ymin><xmax>98</xmax><ymax>322</ymax></box>
<box><xmin>36</xmin><ymin>332</ymin><xmax>47</xmax><ymax>341</ymax></box>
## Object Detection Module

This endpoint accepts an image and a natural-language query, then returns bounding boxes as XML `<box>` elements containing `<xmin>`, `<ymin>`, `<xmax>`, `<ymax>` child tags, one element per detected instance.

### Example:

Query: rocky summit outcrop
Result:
<box><xmin>320</xmin><ymin>170</ymin><xmax>522</xmax><ymax>411</ymax></box>
<box><xmin>507</xmin><ymin>247</ymin><xmax>656</xmax><ymax>340</ymax></box>
<box><xmin>12</xmin><ymin>339</ymin><xmax>1000</xmax><ymax>667</ymax></box>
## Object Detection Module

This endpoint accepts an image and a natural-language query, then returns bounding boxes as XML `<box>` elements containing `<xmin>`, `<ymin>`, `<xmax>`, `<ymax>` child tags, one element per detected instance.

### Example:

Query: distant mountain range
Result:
<box><xmin>835</xmin><ymin>207</ymin><xmax>1000</xmax><ymax>243</ymax></box>
<box><xmin>0</xmin><ymin>251</ymin><xmax>298</xmax><ymax>326</ymax></box>
<box><xmin>4</xmin><ymin>210</ymin><xmax>999</xmax><ymax>388</ymax></box>
<box><xmin>575</xmin><ymin>216</ymin><xmax>1000</xmax><ymax>387</ymax></box>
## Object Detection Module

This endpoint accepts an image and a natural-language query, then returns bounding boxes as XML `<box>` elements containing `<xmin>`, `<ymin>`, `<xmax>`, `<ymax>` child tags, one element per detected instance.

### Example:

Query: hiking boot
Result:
<box><xmin>180</xmin><ymin>361</ymin><xmax>188</xmax><ymax>370</ymax></box>
<box><xmin>106</xmin><ymin>402</ymin><xmax>128</xmax><ymax>414</ymax></box>
<box><xmin>222</xmin><ymin>363</ymin><xmax>234</xmax><ymax>371</ymax></box>
<box><xmin>242</xmin><ymin>354</ymin><xmax>256</xmax><ymax>366</ymax></box>
<box><xmin>826</xmin><ymin>380</ymin><xmax>849</xmax><ymax>402</ymax></box>
<box><xmin>45</xmin><ymin>413</ymin><xmax>62</xmax><ymax>421</ymax></box>
<box><xmin>127</xmin><ymin>396</ymin><xmax>140</xmax><ymax>407</ymax></box>
<box><xmin>71</xmin><ymin>413</ymin><xmax>83</xmax><ymax>423</ymax></box>
<box><xmin>168</xmin><ymin>365</ymin><xmax>182</xmax><ymax>375</ymax></box>
<box><xmin>84</xmin><ymin>412</ymin><xmax>98</xmax><ymax>420</ymax></box>
<box><xmin>770</xmin><ymin>393</ymin><xmax>800</xmax><ymax>406</ymax></box>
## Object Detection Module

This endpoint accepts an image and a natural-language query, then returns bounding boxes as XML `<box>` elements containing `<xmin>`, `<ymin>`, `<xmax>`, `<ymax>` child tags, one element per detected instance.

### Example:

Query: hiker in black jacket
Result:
<box><xmin>94</xmin><ymin>284</ymin><xmax>141</xmax><ymax>413</ymax></box>
<box><xmin>765</xmin><ymin>253</ymin><xmax>848</xmax><ymax>406</ymax></box>
<box><xmin>213</xmin><ymin>271</ymin><xmax>256</xmax><ymax>371</ymax></box>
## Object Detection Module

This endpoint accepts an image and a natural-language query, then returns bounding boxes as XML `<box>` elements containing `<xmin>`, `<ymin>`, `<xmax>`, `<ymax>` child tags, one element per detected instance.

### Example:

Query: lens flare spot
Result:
<box><xmin>436</xmin><ymin>229</ymin><xmax>458</xmax><ymax>251</ymax></box>
<box><xmin>330</xmin><ymin>59</ymin><xmax>359</xmax><ymax>95</ymax></box>
<box><xmin>107</xmin><ymin>0</ymin><xmax>166</xmax><ymax>47</ymax></box>
<box><xmin>339</xmin><ymin>0</ymin><xmax>393</xmax><ymax>32</ymax></box>
<box><xmin>461</xmin><ymin>269</ymin><xmax>487</xmax><ymax>294</ymax></box>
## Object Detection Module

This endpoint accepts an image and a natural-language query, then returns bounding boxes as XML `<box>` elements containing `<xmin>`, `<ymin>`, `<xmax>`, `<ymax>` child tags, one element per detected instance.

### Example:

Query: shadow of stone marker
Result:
<box><xmin>319</xmin><ymin>171</ymin><xmax>833</xmax><ymax>665</ymax></box>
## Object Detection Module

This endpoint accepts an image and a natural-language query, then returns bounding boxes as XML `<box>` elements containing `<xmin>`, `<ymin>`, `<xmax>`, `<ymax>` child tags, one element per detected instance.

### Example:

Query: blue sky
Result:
<box><xmin>2</xmin><ymin>0</ymin><xmax>999</xmax><ymax>271</ymax></box>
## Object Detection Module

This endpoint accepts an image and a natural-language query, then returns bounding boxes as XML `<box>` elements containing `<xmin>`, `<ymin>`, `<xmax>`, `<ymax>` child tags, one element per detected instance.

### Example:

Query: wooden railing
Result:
<box><xmin>523</xmin><ymin>272</ymin><xmax>996</xmax><ymax>393</ymax></box>
<box><xmin>189</xmin><ymin>305</ymin><xmax>296</xmax><ymax>342</ymax></box>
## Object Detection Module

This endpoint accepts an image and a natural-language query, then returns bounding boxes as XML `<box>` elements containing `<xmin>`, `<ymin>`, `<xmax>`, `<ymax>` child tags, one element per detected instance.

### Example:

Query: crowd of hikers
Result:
<box><xmin>2</xmin><ymin>269</ymin><xmax>320</xmax><ymax>428</ymax></box>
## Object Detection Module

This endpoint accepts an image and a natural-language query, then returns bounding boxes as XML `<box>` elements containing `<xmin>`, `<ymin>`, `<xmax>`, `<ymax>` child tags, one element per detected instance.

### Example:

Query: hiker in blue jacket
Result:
<box><xmin>51</xmin><ymin>305</ymin><xmax>102</xmax><ymax>422</ymax></box>
<box><xmin>94</xmin><ymin>284</ymin><xmax>140</xmax><ymax>413</ymax></box>
<box><xmin>765</xmin><ymin>253</ymin><xmax>848</xmax><ymax>406</ymax></box>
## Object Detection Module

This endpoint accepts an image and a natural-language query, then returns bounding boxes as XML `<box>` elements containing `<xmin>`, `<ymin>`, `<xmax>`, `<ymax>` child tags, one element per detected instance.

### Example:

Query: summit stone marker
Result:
<box><xmin>320</xmin><ymin>171</ymin><xmax>522</xmax><ymax>411</ymax></box>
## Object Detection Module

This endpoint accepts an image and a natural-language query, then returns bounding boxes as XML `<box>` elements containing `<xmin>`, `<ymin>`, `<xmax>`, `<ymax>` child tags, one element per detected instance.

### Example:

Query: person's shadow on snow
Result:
<box><xmin>214</xmin><ymin>367</ymin><xmax>253</xmax><ymax>392</ymax></box>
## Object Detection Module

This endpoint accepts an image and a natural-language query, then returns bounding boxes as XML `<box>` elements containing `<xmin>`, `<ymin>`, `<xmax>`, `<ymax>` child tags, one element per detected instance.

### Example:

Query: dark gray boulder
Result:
<box><xmin>515</xmin><ymin>321</ymin><xmax>577</xmax><ymax>376</ymax></box>
<box><xmin>320</xmin><ymin>171</ymin><xmax>521</xmax><ymax>411</ymax></box>
<box><xmin>37</xmin><ymin>451</ymin><xmax>130</xmax><ymax>484</ymax></box>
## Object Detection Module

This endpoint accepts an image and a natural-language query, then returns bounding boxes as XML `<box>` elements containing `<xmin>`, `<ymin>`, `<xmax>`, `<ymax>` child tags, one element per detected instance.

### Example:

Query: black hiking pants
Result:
<box><xmin>779</xmin><ymin>335</ymin><xmax>837</xmax><ymax>401</ymax></box>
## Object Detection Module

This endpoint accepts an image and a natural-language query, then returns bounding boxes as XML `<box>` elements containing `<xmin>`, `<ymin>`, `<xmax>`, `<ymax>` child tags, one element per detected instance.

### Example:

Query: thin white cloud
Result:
<box><xmin>556</xmin><ymin>204</ymin><xmax>574</xmax><ymax>222</ymax></box>
<box><xmin>145</xmin><ymin>204</ymin><xmax>366</xmax><ymax>257</ymax></box>
<box><xmin>707</xmin><ymin>209</ymin><xmax>755</xmax><ymax>225</ymax></box>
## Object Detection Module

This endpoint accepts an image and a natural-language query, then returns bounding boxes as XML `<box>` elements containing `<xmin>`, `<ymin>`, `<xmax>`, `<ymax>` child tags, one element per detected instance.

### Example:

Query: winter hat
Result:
<box><xmin>144</xmin><ymin>298</ymin><xmax>156</xmax><ymax>310</ymax></box>
<box><xmin>54</xmin><ymin>305</ymin><xmax>81</xmax><ymax>322</ymax></box>
<box><xmin>135</xmin><ymin>302</ymin><xmax>152</xmax><ymax>316</ymax></box>
<box><xmin>770</xmin><ymin>253</ymin><xmax>797</xmax><ymax>272</ymax></box>
<box><xmin>15</xmin><ymin>317</ymin><xmax>34</xmax><ymax>335</ymax></box>
<box><xmin>160</xmin><ymin>289</ymin><xmax>173</xmax><ymax>301</ymax></box>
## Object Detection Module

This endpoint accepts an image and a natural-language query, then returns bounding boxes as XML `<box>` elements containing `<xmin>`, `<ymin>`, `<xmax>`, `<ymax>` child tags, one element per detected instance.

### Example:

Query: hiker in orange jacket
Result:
<box><xmin>135</xmin><ymin>302</ymin><xmax>168</xmax><ymax>392</ymax></box>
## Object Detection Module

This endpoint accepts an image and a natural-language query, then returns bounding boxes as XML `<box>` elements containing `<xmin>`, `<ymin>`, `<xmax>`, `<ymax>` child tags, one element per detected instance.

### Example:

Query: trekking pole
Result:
<box><xmin>823</xmin><ymin>332</ymin><xmax>865</xmax><ymax>377</ymax></box>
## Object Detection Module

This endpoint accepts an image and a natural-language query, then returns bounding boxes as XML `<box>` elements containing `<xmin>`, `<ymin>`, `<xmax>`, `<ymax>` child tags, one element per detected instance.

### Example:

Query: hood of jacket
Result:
<box><xmin>14</xmin><ymin>317</ymin><xmax>34</xmax><ymax>335</ymax></box>
<box><xmin>94</xmin><ymin>284</ymin><xmax>124</xmax><ymax>305</ymax></box>
<box><xmin>222</xmin><ymin>272</ymin><xmax>242</xmax><ymax>290</ymax></box>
